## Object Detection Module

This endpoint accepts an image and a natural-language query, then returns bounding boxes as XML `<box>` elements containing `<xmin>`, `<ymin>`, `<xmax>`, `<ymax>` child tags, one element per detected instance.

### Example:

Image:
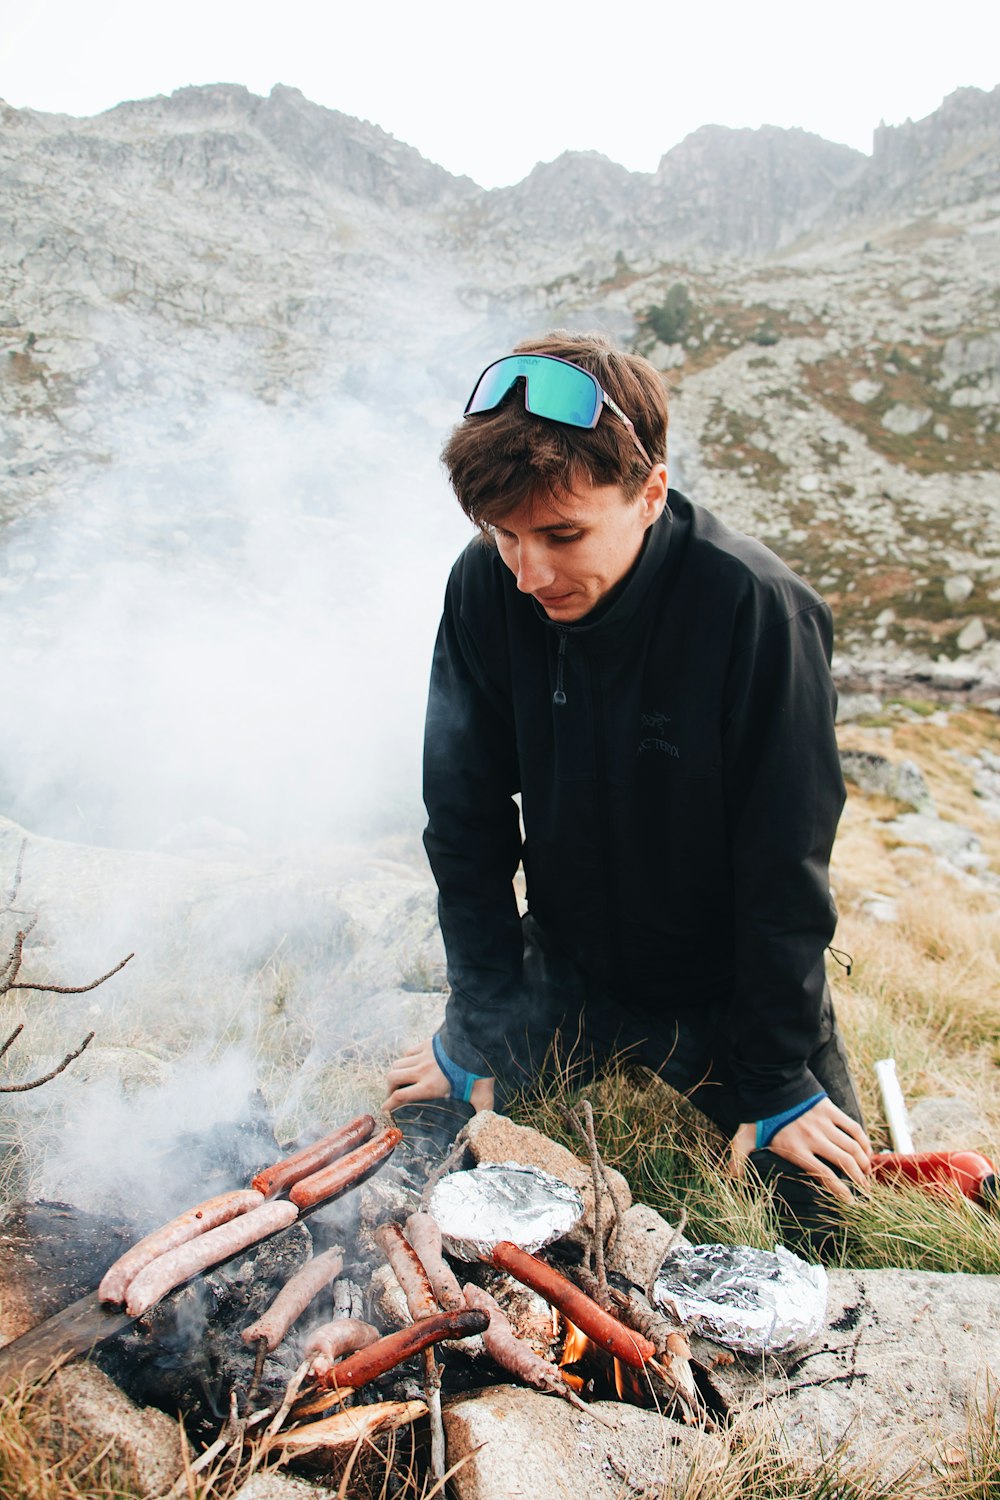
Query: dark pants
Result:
<box><xmin>492</xmin><ymin>915</ymin><xmax>864</xmax><ymax>1253</ymax></box>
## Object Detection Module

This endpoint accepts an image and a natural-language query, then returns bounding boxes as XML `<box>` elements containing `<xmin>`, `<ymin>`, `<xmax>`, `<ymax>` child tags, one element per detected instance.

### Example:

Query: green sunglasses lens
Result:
<box><xmin>465</xmin><ymin>356</ymin><xmax>601</xmax><ymax>428</ymax></box>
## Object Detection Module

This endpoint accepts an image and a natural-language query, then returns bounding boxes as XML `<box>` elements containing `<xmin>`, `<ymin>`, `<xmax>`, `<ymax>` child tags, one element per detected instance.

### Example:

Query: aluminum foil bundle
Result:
<box><xmin>652</xmin><ymin>1242</ymin><xmax>828</xmax><ymax>1356</ymax></box>
<box><xmin>429</xmin><ymin>1162</ymin><xmax>584</xmax><ymax>1261</ymax></box>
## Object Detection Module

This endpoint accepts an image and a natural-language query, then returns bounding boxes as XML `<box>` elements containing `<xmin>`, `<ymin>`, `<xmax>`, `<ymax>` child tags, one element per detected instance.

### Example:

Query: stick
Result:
<box><xmin>266</xmin><ymin>1360</ymin><xmax>311</xmax><ymax>1437</ymax></box>
<box><xmin>420</xmin><ymin>1125</ymin><xmax>471</xmax><ymax>1210</ymax></box>
<box><xmin>0</xmin><ymin>1031</ymin><xmax>95</xmax><ymax>1092</ymax></box>
<box><xmin>7</xmin><ymin>952</ymin><xmax>133</xmax><ymax>996</ymax></box>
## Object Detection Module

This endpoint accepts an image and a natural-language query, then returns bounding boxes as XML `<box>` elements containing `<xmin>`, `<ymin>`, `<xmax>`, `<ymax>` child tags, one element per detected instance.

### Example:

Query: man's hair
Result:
<box><xmin>441</xmin><ymin>330</ymin><xmax>669</xmax><ymax>531</ymax></box>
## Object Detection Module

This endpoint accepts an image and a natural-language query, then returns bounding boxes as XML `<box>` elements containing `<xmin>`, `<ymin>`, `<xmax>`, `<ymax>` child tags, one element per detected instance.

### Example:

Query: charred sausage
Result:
<box><xmin>314</xmin><ymin>1308</ymin><xmax>488</xmax><ymax>1390</ymax></box>
<box><xmin>375</xmin><ymin>1222</ymin><xmax>437</xmax><ymax>1320</ymax></box>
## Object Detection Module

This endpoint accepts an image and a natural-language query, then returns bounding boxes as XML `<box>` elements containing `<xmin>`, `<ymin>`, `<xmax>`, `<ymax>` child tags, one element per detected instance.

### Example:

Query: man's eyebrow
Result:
<box><xmin>530</xmin><ymin>519</ymin><xmax>583</xmax><ymax>532</ymax></box>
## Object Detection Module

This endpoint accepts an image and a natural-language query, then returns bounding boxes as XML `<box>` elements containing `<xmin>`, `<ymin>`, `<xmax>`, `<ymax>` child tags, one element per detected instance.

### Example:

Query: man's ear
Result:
<box><xmin>639</xmin><ymin>463</ymin><xmax>669</xmax><ymax>526</ymax></box>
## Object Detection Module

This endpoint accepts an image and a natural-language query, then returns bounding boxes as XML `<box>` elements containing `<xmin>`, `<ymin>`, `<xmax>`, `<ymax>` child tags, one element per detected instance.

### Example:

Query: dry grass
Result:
<box><xmin>0</xmin><ymin>1371</ymin><xmax>140</xmax><ymax>1500</ymax></box>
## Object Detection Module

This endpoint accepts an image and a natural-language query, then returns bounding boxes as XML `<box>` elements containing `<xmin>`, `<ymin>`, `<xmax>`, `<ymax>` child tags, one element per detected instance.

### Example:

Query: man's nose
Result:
<box><xmin>515</xmin><ymin>545</ymin><xmax>555</xmax><ymax>594</ymax></box>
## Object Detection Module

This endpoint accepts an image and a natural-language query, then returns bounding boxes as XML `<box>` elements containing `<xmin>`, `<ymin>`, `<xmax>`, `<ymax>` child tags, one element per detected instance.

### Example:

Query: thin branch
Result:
<box><xmin>8</xmin><ymin>951</ymin><xmax>134</xmax><ymax>995</ymax></box>
<box><xmin>0</xmin><ymin>924</ymin><xmax>35</xmax><ymax>991</ymax></box>
<box><xmin>0</xmin><ymin>1030</ymin><xmax>95</xmax><ymax>1092</ymax></box>
<box><xmin>0</xmin><ymin>1024</ymin><xmax>24</xmax><ymax>1060</ymax></box>
<box><xmin>420</xmin><ymin>1123</ymin><xmax>471</xmax><ymax>1211</ymax></box>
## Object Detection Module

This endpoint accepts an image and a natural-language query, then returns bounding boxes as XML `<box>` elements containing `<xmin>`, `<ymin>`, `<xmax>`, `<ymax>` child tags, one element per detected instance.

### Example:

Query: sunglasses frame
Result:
<box><xmin>464</xmin><ymin>353</ymin><xmax>653</xmax><ymax>470</ymax></box>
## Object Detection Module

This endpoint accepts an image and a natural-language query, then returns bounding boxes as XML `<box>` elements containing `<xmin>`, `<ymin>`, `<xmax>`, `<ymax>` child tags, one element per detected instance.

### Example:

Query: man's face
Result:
<box><xmin>491</xmin><ymin>468</ymin><xmax>667</xmax><ymax>622</ymax></box>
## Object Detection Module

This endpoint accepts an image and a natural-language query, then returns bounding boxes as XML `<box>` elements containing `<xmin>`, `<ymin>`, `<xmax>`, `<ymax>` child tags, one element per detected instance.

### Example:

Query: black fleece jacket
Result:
<box><xmin>423</xmin><ymin>491</ymin><xmax>846</xmax><ymax>1121</ymax></box>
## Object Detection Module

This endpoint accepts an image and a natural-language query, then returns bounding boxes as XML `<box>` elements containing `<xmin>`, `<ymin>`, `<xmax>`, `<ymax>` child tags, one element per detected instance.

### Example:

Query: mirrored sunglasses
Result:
<box><xmin>464</xmin><ymin>353</ymin><xmax>653</xmax><ymax>469</ymax></box>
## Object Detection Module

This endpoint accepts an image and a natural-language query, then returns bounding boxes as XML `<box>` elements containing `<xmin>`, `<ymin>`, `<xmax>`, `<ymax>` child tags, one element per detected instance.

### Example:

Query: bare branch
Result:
<box><xmin>0</xmin><ymin>1024</ymin><xmax>25</xmax><ymax>1060</ymax></box>
<box><xmin>0</xmin><ymin>1031</ymin><xmax>95</xmax><ymax>1092</ymax></box>
<box><xmin>0</xmin><ymin>924</ymin><xmax>35</xmax><ymax>991</ymax></box>
<box><xmin>8</xmin><ymin>951</ymin><xmax>134</xmax><ymax>996</ymax></box>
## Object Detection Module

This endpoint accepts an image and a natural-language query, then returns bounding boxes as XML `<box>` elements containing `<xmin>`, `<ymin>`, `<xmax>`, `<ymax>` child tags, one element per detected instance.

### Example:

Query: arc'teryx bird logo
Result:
<box><xmin>638</xmin><ymin>711</ymin><xmax>680</xmax><ymax>759</ymax></box>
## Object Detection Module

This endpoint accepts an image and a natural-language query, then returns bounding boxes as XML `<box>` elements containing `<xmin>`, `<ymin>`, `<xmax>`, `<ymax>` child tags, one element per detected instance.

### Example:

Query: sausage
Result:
<box><xmin>240</xmin><ymin>1246</ymin><xmax>344</xmax><ymax>1352</ymax></box>
<box><xmin>251</xmin><ymin>1116</ymin><xmax>376</xmax><ymax>1199</ymax></box>
<box><xmin>404</xmin><ymin>1212</ymin><xmax>466</xmax><ymax>1312</ymax></box>
<box><xmin>315</xmin><ymin>1308</ymin><xmax>489</xmax><ymax>1390</ymax></box>
<box><xmin>463</xmin><ymin>1282</ymin><xmax>566</xmax><ymax>1392</ymax></box>
<box><xmin>375</xmin><ymin>1222</ymin><xmax>438</xmax><ymax>1320</ymax></box>
<box><xmin>125</xmin><ymin>1200</ymin><xmax>299</xmax><ymax>1317</ymax></box>
<box><xmin>98</xmin><ymin>1190</ymin><xmax>265</xmax><ymax>1305</ymax></box>
<box><xmin>490</xmin><ymin>1240</ymin><xmax>656</xmax><ymax>1370</ymax></box>
<box><xmin>289</xmin><ymin>1127</ymin><xmax>403</xmax><ymax>1209</ymax></box>
<box><xmin>304</xmin><ymin>1318</ymin><xmax>380</xmax><ymax>1376</ymax></box>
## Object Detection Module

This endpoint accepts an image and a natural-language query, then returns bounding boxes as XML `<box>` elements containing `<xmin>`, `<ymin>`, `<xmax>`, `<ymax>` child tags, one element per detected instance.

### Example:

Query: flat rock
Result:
<box><xmin>463</xmin><ymin>1112</ymin><xmax>632</xmax><ymax>1253</ymax></box>
<box><xmin>445</xmin><ymin>1268</ymin><xmax>1000</xmax><ymax>1496</ymax></box>
<box><xmin>443</xmin><ymin>1383</ymin><xmax>717</xmax><ymax>1500</ymax></box>
<box><xmin>237</xmin><ymin>1471</ymin><xmax>339</xmax><ymax>1498</ymax></box>
<box><xmin>45</xmin><ymin>1362</ymin><xmax>183</xmax><ymax>1496</ymax></box>
<box><xmin>607</xmin><ymin>1204</ymin><xmax>690</xmax><ymax>1291</ymax></box>
<box><xmin>726</xmin><ymin>1266</ymin><xmax>1000</xmax><ymax>1472</ymax></box>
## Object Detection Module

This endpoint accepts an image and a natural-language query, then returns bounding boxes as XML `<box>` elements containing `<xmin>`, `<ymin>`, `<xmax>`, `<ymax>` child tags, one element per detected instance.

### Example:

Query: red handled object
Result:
<box><xmin>871</xmin><ymin>1150</ymin><xmax>997</xmax><ymax>1207</ymax></box>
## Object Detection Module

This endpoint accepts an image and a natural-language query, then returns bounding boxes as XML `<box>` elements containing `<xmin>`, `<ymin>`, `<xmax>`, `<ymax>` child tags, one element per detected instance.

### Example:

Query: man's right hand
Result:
<box><xmin>384</xmin><ymin>1037</ymin><xmax>495</xmax><ymax>1113</ymax></box>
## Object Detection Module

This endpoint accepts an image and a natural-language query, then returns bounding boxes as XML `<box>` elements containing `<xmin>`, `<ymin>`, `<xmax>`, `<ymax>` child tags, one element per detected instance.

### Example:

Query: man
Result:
<box><xmin>386</xmin><ymin>330</ymin><xmax>871</xmax><ymax>1230</ymax></box>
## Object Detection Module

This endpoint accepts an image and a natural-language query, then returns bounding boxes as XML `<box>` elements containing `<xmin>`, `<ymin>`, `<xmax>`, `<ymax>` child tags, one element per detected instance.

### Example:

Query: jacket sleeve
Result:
<box><xmin>422</xmin><ymin>560</ymin><xmax>525</xmax><ymax>1077</ymax></box>
<box><xmin>721</xmin><ymin>595</ymin><xmax>846</xmax><ymax>1121</ymax></box>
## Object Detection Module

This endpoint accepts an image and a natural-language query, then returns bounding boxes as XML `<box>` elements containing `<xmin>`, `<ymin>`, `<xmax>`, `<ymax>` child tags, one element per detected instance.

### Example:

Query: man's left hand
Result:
<box><xmin>732</xmin><ymin>1098</ymin><xmax>873</xmax><ymax>1203</ymax></box>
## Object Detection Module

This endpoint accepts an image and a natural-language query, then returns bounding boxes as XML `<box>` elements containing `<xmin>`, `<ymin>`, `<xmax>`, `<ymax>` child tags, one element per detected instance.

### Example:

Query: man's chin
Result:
<box><xmin>536</xmin><ymin>593</ymin><xmax>587</xmax><ymax>621</ymax></box>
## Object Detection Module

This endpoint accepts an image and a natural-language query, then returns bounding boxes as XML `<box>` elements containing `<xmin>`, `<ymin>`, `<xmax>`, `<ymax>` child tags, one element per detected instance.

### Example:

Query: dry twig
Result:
<box><xmin>420</xmin><ymin>1123</ymin><xmax>471</xmax><ymax>1210</ymax></box>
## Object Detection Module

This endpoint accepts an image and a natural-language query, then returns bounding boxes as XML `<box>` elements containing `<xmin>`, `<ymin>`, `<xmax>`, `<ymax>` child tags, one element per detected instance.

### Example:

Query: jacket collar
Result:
<box><xmin>530</xmin><ymin>493</ymin><xmax>683</xmax><ymax>647</ymax></box>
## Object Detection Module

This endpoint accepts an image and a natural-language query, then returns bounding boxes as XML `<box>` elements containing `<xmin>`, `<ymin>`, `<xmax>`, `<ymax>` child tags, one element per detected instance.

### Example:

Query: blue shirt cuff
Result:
<box><xmin>432</xmin><ymin>1032</ymin><xmax>487</xmax><ymax>1104</ymax></box>
<box><xmin>756</xmin><ymin>1092</ymin><xmax>827</xmax><ymax>1150</ymax></box>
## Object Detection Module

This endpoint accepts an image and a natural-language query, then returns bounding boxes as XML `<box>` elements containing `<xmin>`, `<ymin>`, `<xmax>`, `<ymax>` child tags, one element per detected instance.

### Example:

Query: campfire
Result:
<box><xmin>0</xmin><ymin>1103</ymin><xmax>723</xmax><ymax>1492</ymax></box>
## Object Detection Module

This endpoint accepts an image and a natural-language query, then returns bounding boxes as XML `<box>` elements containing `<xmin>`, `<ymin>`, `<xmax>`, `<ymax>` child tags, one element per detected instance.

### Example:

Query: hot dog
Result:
<box><xmin>240</xmin><ymin>1245</ymin><xmax>344</xmax><ymax>1352</ymax></box>
<box><xmin>491</xmin><ymin>1240</ymin><xmax>656</xmax><ymax>1370</ymax></box>
<box><xmin>125</xmin><ymin>1201</ymin><xmax>299</xmax><ymax>1317</ymax></box>
<box><xmin>314</xmin><ymin>1308</ymin><xmax>489</xmax><ymax>1390</ymax></box>
<box><xmin>98</xmin><ymin>1190</ymin><xmax>265</xmax><ymax>1305</ymax></box>
<box><xmin>289</xmin><ymin>1127</ymin><xmax>403</xmax><ymax>1209</ymax></box>
<box><xmin>251</xmin><ymin>1116</ymin><xmax>376</xmax><ymax>1199</ymax></box>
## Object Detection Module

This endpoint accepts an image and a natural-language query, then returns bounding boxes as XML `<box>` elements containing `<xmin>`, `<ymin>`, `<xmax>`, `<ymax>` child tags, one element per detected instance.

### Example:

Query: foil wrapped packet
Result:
<box><xmin>429</xmin><ymin>1162</ymin><xmax>584</xmax><ymax>1262</ymax></box>
<box><xmin>652</xmin><ymin>1242</ymin><xmax>828</xmax><ymax>1356</ymax></box>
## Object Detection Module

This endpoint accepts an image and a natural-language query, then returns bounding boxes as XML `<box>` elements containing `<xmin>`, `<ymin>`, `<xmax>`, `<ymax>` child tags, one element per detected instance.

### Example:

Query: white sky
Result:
<box><xmin>2</xmin><ymin>0</ymin><xmax>998</xmax><ymax>188</ymax></box>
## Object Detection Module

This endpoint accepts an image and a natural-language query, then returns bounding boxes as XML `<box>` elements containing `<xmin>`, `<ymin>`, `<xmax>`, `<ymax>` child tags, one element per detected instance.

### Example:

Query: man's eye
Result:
<box><xmin>549</xmin><ymin>532</ymin><xmax>583</xmax><ymax>545</ymax></box>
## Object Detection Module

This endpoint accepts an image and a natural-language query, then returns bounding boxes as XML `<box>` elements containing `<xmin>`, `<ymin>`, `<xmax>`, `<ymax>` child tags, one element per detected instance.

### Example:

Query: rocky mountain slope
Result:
<box><xmin>1</xmin><ymin>79</ymin><xmax>998</xmax><ymax>747</ymax></box>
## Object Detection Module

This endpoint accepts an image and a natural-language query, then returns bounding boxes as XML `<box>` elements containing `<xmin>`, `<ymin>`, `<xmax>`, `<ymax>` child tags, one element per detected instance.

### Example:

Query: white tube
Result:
<box><xmin>874</xmin><ymin>1058</ymin><xmax>915</xmax><ymax>1155</ymax></box>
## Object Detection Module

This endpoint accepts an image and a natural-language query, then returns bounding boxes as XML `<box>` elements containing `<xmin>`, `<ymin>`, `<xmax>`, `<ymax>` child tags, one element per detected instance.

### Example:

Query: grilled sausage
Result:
<box><xmin>125</xmin><ymin>1201</ymin><xmax>298</xmax><ymax>1316</ymax></box>
<box><xmin>252</xmin><ymin>1116</ymin><xmax>376</xmax><ymax>1199</ymax></box>
<box><xmin>491</xmin><ymin>1240</ymin><xmax>656</xmax><ymax>1370</ymax></box>
<box><xmin>240</xmin><ymin>1245</ymin><xmax>344</xmax><ymax>1351</ymax></box>
<box><xmin>314</xmin><ymin>1308</ymin><xmax>488</xmax><ymax>1390</ymax></box>
<box><xmin>98</xmin><ymin>1190</ymin><xmax>264</xmax><ymax>1305</ymax></box>
<box><xmin>404</xmin><ymin>1212</ymin><xmax>466</xmax><ymax>1312</ymax></box>
<box><xmin>304</xmin><ymin>1318</ymin><xmax>381</xmax><ymax>1376</ymax></box>
<box><xmin>289</xmin><ymin>1127</ymin><xmax>403</xmax><ymax>1209</ymax></box>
